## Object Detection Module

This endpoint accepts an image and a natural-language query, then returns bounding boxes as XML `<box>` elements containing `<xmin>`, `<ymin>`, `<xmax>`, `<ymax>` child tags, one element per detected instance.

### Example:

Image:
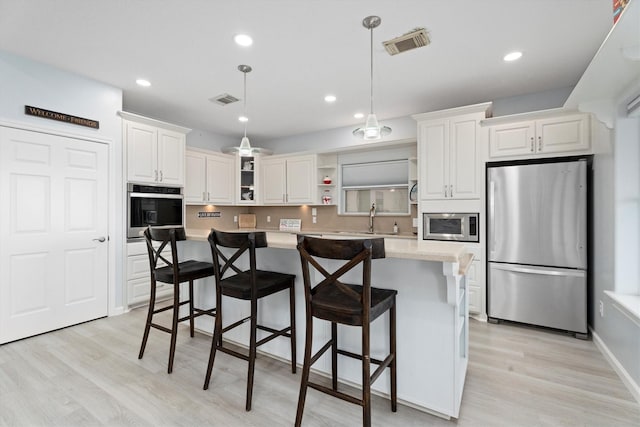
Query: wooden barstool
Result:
<box><xmin>138</xmin><ymin>226</ymin><xmax>216</xmax><ymax>374</ymax></box>
<box><xmin>204</xmin><ymin>229</ymin><xmax>296</xmax><ymax>411</ymax></box>
<box><xmin>295</xmin><ymin>235</ymin><xmax>397</xmax><ymax>427</ymax></box>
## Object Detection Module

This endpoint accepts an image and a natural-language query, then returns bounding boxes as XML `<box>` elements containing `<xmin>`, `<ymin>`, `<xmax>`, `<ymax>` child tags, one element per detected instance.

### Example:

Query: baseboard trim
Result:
<box><xmin>591</xmin><ymin>328</ymin><xmax>640</xmax><ymax>404</ymax></box>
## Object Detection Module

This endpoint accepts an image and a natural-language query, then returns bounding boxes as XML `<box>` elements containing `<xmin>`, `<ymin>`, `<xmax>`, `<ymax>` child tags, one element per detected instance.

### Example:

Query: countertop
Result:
<box><xmin>186</xmin><ymin>228</ymin><xmax>473</xmax><ymax>270</ymax></box>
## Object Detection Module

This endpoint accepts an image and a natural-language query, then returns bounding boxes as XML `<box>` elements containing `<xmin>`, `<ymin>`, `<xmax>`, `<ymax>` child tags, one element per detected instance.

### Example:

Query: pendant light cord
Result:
<box><xmin>369</xmin><ymin>24</ymin><xmax>374</xmax><ymax>115</ymax></box>
<box><xmin>243</xmin><ymin>70</ymin><xmax>248</xmax><ymax>138</ymax></box>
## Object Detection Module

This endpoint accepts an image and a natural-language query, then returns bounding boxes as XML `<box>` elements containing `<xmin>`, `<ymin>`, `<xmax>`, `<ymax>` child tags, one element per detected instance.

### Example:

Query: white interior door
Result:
<box><xmin>0</xmin><ymin>126</ymin><xmax>109</xmax><ymax>344</ymax></box>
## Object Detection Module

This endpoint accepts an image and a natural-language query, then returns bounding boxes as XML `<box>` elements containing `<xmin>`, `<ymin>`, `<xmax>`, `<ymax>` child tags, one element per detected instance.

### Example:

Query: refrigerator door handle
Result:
<box><xmin>491</xmin><ymin>262</ymin><xmax>585</xmax><ymax>278</ymax></box>
<box><xmin>489</xmin><ymin>180</ymin><xmax>496</xmax><ymax>256</ymax></box>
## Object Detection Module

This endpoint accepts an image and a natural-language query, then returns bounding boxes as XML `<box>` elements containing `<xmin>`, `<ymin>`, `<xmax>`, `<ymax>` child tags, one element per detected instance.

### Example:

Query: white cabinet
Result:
<box><xmin>488</xmin><ymin>113</ymin><xmax>590</xmax><ymax>159</ymax></box>
<box><xmin>121</xmin><ymin>112</ymin><xmax>189</xmax><ymax>186</ymax></box>
<box><xmin>185</xmin><ymin>150</ymin><xmax>234</xmax><ymax>204</ymax></box>
<box><xmin>126</xmin><ymin>241</ymin><xmax>172</xmax><ymax>307</ymax></box>
<box><xmin>261</xmin><ymin>154</ymin><xmax>316</xmax><ymax>204</ymax></box>
<box><xmin>414</xmin><ymin>104</ymin><xmax>490</xmax><ymax>200</ymax></box>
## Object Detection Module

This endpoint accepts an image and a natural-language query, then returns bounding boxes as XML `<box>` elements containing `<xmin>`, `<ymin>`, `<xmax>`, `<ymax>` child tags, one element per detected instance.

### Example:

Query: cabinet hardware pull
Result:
<box><xmin>530</xmin><ymin>137</ymin><xmax>534</xmax><ymax>152</ymax></box>
<box><xmin>450</xmin><ymin>185</ymin><xmax>453</xmax><ymax>198</ymax></box>
<box><xmin>159</xmin><ymin>171</ymin><xmax>163</xmax><ymax>181</ymax></box>
<box><xmin>203</xmin><ymin>191</ymin><xmax>206</xmax><ymax>200</ymax></box>
<box><xmin>154</xmin><ymin>170</ymin><xmax>158</xmax><ymax>181</ymax></box>
<box><xmin>538</xmin><ymin>136</ymin><xmax>542</xmax><ymax>151</ymax></box>
<box><xmin>444</xmin><ymin>185</ymin><xmax>448</xmax><ymax>197</ymax></box>
<box><xmin>208</xmin><ymin>192</ymin><xmax>210</xmax><ymax>200</ymax></box>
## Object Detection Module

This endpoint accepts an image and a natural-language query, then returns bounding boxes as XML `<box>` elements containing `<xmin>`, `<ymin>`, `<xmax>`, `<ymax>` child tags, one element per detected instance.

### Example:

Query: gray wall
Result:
<box><xmin>186</xmin><ymin>128</ymin><xmax>238</xmax><ymax>151</ymax></box>
<box><xmin>0</xmin><ymin>50</ymin><xmax>125</xmax><ymax>312</ymax></box>
<box><xmin>591</xmin><ymin>83</ymin><xmax>640</xmax><ymax>394</ymax></box>
<box><xmin>258</xmin><ymin>88</ymin><xmax>573</xmax><ymax>155</ymax></box>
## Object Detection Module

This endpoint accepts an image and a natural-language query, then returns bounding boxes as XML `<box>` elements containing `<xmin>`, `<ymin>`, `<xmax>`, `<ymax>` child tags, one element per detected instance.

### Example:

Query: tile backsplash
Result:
<box><xmin>186</xmin><ymin>204</ymin><xmax>418</xmax><ymax>236</ymax></box>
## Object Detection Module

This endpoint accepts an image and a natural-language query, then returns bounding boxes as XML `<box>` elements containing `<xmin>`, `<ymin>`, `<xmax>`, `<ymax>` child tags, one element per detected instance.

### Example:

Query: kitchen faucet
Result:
<box><xmin>369</xmin><ymin>203</ymin><xmax>375</xmax><ymax>233</ymax></box>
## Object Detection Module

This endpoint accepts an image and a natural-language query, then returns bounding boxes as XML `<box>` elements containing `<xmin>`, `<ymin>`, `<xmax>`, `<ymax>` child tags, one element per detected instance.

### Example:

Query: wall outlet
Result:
<box><xmin>311</xmin><ymin>208</ymin><xmax>317</xmax><ymax>216</ymax></box>
<box><xmin>599</xmin><ymin>300</ymin><xmax>604</xmax><ymax>317</ymax></box>
<box><xmin>267</xmin><ymin>215</ymin><xmax>271</xmax><ymax>223</ymax></box>
<box><xmin>233</xmin><ymin>215</ymin><xmax>238</xmax><ymax>223</ymax></box>
<box><xmin>412</xmin><ymin>217</ymin><xmax>419</xmax><ymax>227</ymax></box>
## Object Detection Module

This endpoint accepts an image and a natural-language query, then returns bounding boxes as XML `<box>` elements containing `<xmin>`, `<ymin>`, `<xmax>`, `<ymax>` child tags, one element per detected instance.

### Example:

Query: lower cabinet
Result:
<box><xmin>127</xmin><ymin>241</ymin><xmax>172</xmax><ymax>307</ymax></box>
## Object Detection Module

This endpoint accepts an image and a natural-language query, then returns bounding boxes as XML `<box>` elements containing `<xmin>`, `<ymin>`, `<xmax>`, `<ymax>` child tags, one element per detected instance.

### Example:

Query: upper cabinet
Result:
<box><xmin>261</xmin><ymin>154</ymin><xmax>316</xmax><ymax>205</ymax></box>
<box><xmin>121</xmin><ymin>112</ymin><xmax>189</xmax><ymax>186</ymax></box>
<box><xmin>487</xmin><ymin>112</ymin><xmax>590</xmax><ymax>159</ymax></box>
<box><xmin>413</xmin><ymin>103</ymin><xmax>491</xmax><ymax>201</ymax></box>
<box><xmin>185</xmin><ymin>149</ymin><xmax>235</xmax><ymax>204</ymax></box>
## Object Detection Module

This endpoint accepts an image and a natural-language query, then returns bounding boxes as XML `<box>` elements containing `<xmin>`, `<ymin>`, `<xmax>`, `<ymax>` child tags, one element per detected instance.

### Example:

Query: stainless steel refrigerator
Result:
<box><xmin>487</xmin><ymin>159</ymin><xmax>588</xmax><ymax>337</ymax></box>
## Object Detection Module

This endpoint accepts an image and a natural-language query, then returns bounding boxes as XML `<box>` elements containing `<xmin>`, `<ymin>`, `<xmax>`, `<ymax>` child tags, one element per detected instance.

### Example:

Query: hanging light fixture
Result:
<box><xmin>222</xmin><ymin>65</ymin><xmax>272</xmax><ymax>156</ymax></box>
<box><xmin>353</xmin><ymin>15</ymin><xmax>391</xmax><ymax>140</ymax></box>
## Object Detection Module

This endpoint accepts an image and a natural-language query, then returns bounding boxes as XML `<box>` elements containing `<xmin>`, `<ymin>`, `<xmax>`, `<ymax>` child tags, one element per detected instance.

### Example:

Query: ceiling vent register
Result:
<box><xmin>383</xmin><ymin>28</ymin><xmax>430</xmax><ymax>55</ymax></box>
<box><xmin>209</xmin><ymin>93</ymin><xmax>240</xmax><ymax>106</ymax></box>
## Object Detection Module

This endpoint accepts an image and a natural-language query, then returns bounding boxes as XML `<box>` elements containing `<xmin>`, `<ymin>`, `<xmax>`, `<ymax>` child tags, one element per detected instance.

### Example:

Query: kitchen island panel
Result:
<box><xmin>182</xmin><ymin>235</ymin><xmax>468</xmax><ymax>419</ymax></box>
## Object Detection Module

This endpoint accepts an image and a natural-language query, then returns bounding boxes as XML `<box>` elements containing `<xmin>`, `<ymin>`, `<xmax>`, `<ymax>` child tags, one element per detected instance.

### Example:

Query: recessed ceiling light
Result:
<box><xmin>238</xmin><ymin>116</ymin><xmax>248</xmax><ymax>122</ymax></box>
<box><xmin>136</xmin><ymin>79</ymin><xmax>151</xmax><ymax>87</ymax></box>
<box><xmin>503</xmin><ymin>51</ymin><xmax>522</xmax><ymax>62</ymax></box>
<box><xmin>354</xmin><ymin>113</ymin><xmax>364</xmax><ymax>119</ymax></box>
<box><xmin>324</xmin><ymin>95</ymin><xmax>337</xmax><ymax>103</ymax></box>
<box><xmin>234</xmin><ymin>34</ymin><xmax>253</xmax><ymax>47</ymax></box>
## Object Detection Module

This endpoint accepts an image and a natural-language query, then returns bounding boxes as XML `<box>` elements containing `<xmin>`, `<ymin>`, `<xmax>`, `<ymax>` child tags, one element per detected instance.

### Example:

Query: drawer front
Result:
<box><xmin>128</xmin><ymin>254</ymin><xmax>150</xmax><ymax>280</ymax></box>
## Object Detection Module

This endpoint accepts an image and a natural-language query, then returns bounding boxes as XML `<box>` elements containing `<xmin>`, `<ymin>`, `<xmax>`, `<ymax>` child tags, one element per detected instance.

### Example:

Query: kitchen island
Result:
<box><xmin>182</xmin><ymin>229</ymin><xmax>472</xmax><ymax>419</ymax></box>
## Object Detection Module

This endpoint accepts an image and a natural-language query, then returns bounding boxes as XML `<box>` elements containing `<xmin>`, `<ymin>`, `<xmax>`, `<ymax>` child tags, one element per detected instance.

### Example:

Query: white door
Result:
<box><xmin>0</xmin><ymin>126</ymin><xmax>109</xmax><ymax>344</ymax></box>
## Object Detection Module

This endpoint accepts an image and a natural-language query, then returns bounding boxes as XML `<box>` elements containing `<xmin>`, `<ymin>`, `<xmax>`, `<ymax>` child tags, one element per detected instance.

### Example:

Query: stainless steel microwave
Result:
<box><xmin>127</xmin><ymin>184</ymin><xmax>184</xmax><ymax>239</ymax></box>
<box><xmin>423</xmin><ymin>212</ymin><xmax>479</xmax><ymax>242</ymax></box>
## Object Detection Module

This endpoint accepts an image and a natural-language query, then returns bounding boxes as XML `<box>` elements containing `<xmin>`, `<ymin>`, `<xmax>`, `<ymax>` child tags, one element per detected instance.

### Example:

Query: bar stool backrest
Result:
<box><xmin>144</xmin><ymin>227</ymin><xmax>186</xmax><ymax>283</ymax></box>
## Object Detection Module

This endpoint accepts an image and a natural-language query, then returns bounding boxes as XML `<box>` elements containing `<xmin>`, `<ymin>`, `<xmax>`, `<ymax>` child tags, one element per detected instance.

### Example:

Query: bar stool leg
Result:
<box><xmin>188</xmin><ymin>280</ymin><xmax>195</xmax><ymax>337</ymax></box>
<box><xmin>331</xmin><ymin>322</ymin><xmax>338</xmax><ymax>390</ymax></box>
<box><xmin>167</xmin><ymin>283</ymin><xmax>181</xmax><ymax>374</ymax></box>
<box><xmin>138</xmin><ymin>279</ymin><xmax>156</xmax><ymax>359</ymax></box>
<box><xmin>390</xmin><ymin>301</ymin><xmax>397</xmax><ymax>412</ymax></box>
<box><xmin>289</xmin><ymin>283</ymin><xmax>297</xmax><ymax>373</ymax></box>
<box><xmin>362</xmin><ymin>320</ymin><xmax>371</xmax><ymax>427</ymax></box>
<box><xmin>246</xmin><ymin>298</ymin><xmax>258</xmax><ymax>411</ymax></box>
<box><xmin>203</xmin><ymin>305</ymin><xmax>221</xmax><ymax>390</ymax></box>
<box><xmin>295</xmin><ymin>312</ymin><xmax>313</xmax><ymax>427</ymax></box>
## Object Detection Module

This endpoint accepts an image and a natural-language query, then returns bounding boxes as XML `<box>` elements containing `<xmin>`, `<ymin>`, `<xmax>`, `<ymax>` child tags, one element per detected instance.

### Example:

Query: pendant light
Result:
<box><xmin>353</xmin><ymin>15</ymin><xmax>391</xmax><ymax>140</ymax></box>
<box><xmin>221</xmin><ymin>65</ymin><xmax>272</xmax><ymax>156</ymax></box>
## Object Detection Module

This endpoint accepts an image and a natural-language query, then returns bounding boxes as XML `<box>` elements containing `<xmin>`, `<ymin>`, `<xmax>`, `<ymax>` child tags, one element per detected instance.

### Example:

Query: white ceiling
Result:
<box><xmin>0</xmin><ymin>0</ymin><xmax>614</xmax><ymax>142</ymax></box>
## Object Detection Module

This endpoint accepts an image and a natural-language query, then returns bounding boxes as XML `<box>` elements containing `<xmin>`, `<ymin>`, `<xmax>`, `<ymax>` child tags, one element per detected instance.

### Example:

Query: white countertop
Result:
<box><xmin>186</xmin><ymin>228</ymin><xmax>471</xmax><ymax>266</ymax></box>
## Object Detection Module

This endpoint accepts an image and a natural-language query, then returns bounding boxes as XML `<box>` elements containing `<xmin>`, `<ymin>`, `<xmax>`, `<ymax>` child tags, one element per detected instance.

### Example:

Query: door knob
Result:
<box><xmin>93</xmin><ymin>237</ymin><xmax>106</xmax><ymax>242</ymax></box>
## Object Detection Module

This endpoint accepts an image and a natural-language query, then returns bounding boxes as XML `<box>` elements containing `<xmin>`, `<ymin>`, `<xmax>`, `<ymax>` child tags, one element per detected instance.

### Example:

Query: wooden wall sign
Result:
<box><xmin>25</xmin><ymin>105</ymin><xmax>99</xmax><ymax>129</ymax></box>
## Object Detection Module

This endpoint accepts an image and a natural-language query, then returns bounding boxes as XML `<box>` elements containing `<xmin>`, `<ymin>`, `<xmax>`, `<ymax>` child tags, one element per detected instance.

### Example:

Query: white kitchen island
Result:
<box><xmin>182</xmin><ymin>229</ymin><xmax>472</xmax><ymax>419</ymax></box>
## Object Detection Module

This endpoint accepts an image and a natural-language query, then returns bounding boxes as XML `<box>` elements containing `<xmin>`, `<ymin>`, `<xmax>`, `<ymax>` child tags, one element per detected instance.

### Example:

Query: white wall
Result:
<box><xmin>0</xmin><ymin>50</ymin><xmax>125</xmax><ymax>313</ymax></box>
<box><xmin>186</xmin><ymin>128</ymin><xmax>238</xmax><ymax>151</ymax></box>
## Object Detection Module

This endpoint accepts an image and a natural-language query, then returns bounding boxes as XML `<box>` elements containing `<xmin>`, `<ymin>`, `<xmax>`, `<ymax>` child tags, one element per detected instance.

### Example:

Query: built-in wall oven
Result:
<box><xmin>423</xmin><ymin>212</ymin><xmax>479</xmax><ymax>242</ymax></box>
<box><xmin>127</xmin><ymin>184</ymin><xmax>183</xmax><ymax>239</ymax></box>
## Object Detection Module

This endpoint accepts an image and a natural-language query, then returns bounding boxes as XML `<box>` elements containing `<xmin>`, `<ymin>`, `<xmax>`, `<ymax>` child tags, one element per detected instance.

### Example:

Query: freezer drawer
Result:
<box><xmin>488</xmin><ymin>262</ymin><xmax>587</xmax><ymax>334</ymax></box>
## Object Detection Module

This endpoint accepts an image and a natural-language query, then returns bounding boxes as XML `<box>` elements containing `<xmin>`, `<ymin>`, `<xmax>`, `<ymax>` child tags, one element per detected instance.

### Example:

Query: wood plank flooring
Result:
<box><xmin>0</xmin><ymin>307</ymin><xmax>638</xmax><ymax>426</ymax></box>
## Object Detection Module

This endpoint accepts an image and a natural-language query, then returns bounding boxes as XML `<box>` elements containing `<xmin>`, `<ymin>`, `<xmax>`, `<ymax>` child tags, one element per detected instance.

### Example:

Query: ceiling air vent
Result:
<box><xmin>209</xmin><ymin>93</ymin><xmax>240</xmax><ymax>106</ymax></box>
<box><xmin>383</xmin><ymin>28</ymin><xmax>430</xmax><ymax>56</ymax></box>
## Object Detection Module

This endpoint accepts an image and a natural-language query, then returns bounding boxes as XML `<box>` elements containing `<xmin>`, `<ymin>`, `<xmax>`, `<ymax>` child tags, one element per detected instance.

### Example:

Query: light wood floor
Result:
<box><xmin>1</xmin><ymin>307</ymin><xmax>638</xmax><ymax>426</ymax></box>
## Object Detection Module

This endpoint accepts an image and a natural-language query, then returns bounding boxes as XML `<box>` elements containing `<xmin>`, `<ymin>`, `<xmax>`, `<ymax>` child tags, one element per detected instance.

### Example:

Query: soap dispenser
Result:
<box><xmin>393</xmin><ymin>221</ymin><xmax>398</xmax><ymax>234</ymax></box>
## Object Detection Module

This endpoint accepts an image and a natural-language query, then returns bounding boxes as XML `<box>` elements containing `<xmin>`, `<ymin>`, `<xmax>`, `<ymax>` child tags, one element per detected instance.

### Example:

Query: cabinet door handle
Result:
<box><xmin>538</xmin><ymin>136</ymin><xmax>542</xmax><ymax>151</ymax></box>
<box><xmin>203</xmin><ymin>191</ymin><xmax>206</xmax><ymax>201</ymax></box>
<box><xmin>159</xmin><ymin>171</ymin><xmax>163</xmax><ymax>182</ymax></box>
<box><xmin>530</xmin><ymin>137</ymin><xmax>534</xmax><ymax>152</ymax></box>
<box><xmin>154</xmin><ymin>170</ymin><xmax>158</xmax><ymax>181</ymax></box>
<box><xmin>444</xmin><ymin>185</ymin><xmax>448</xmax><ymax>198</ymax></box>
<box><xmin>207</xmin><ymin>192</ymin><xmax>210</xmax><ymax>200</ymax></box>
<box><xmin>450</xmin><ymin>185</ymin><xmax>453</xmax><ymax>198</ymax></box>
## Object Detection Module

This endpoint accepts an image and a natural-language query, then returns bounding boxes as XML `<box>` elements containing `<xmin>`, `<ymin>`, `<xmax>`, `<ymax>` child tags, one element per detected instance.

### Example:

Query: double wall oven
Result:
<box><xmin>127</xmin><ymin>184</ymin><xmax>183</xmax><ymax>239</ymax></box>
